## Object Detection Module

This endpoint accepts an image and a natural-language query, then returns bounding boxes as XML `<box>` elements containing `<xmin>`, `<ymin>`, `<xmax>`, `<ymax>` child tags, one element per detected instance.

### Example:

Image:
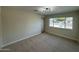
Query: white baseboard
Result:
<box><xmin>46</xmin><ymin>32</ymin><xmax>79</xmax><ymax>43</ymax></box>
<box><xmin>1</xmin><ymin>32</ymin><xmax>41</xmax><ymax>48</ymax></box>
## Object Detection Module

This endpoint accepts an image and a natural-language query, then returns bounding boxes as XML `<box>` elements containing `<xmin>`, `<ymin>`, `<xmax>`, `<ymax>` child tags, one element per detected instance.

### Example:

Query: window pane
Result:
<box><xmin>66</xmin><ymin>17</ymin><xmax>73</xmax><ymax>29</ymax></box>
<box><xmin>54</xmin><ymin>17</ymin><xmax>65</xmax><ymax>28</ymax></box>
<box><xmin>49</xmin><ymin>18</ymin><xmax>54</xmax><ymax>27</ymax></box>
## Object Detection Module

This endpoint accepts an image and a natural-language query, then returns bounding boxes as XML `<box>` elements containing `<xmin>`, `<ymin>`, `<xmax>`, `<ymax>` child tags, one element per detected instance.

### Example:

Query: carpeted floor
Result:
<box><xmin>2</xmin><ymin>33</ymin><xmax>79</xmax><ymax>52</ymax></box>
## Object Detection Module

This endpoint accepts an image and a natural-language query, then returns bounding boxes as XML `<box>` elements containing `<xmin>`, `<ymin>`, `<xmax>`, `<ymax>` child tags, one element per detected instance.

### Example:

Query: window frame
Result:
<box><xmin>49</xmin><ymin>16</ymin><xmax>73</xmax><ymax>30</ymax></box>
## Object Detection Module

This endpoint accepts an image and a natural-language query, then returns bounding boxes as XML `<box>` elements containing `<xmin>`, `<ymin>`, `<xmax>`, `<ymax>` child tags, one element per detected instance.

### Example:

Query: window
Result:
<box><xmin>49</xmin><ymin>18</ymin><xmax>54</xmax><ymax>27</ymax></box>
<box><xmin>49</xmin><ymin>17</ymin><xmax>73</xmax><ymax>29</ymax></box>
<box><xmin>54</xmin><ymin>17</ymin><xmax>65</xmax><ymax>28</ymax></box>
<box><xmin>65</xmin><ymin>17</ymin><xmax>73</xmax><ymax>29</ymax></box>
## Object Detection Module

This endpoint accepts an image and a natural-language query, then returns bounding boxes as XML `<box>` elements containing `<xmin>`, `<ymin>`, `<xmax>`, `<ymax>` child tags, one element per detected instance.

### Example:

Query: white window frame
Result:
<box><xmin>49</xmin><ymin>17</ymin><xmax>73</xmax><ymax>30</ymax></box>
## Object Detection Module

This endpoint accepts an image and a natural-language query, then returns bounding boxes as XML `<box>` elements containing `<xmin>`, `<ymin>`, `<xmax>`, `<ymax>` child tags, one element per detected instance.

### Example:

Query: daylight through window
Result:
<box><xmin>49</xmin><ymin>17</ymin><xmax>73</xmax><ymax>29</ymax></box>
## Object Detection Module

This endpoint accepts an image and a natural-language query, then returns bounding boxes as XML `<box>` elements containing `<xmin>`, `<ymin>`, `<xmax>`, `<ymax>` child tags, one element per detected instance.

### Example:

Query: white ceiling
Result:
<box><xmin>6</xmin><ymin>6</ymin><xmax>79</xmax><ymax>15</ymax></box>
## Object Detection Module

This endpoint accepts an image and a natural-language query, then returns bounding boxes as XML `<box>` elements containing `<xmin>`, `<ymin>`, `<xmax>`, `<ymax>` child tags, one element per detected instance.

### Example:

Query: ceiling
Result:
<box><xmin>6</xmin><ymin>6</ymin><xmax>79</xmax><ymax>15</ymax></box>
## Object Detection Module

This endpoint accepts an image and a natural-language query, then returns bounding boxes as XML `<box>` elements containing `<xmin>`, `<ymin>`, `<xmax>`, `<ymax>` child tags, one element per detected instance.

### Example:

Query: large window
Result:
<box><xmin>49</xmin><ymin>17</ymin><xmax>73</xmax><ymax>29</ymax></box>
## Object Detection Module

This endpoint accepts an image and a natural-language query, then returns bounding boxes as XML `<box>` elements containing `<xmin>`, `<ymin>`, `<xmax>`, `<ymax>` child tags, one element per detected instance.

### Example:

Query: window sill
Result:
<box><xmin>49</xmin><ymin>26</ymin><xmax>73</xmax><ymax>31</ymax></box>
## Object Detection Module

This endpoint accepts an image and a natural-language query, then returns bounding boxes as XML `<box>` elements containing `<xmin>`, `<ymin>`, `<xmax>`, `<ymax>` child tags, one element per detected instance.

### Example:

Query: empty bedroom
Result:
<box><xmin>0</xmin><ymin>6</ymin><xmax>79</xmax><ymax>52</ymax></box>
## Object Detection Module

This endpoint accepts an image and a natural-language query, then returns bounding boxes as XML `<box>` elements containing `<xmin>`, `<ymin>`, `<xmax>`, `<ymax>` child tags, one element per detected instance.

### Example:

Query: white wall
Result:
<box><xmin>45</xmin><ymin>11</ymin><xmax>79</xmax><ymax>41</ymax></box>
<box><xmin>2</xmin><ymin>7</ymin><xmax>43</xmax><ymax>46</ymax></box>
<box><xmin>0</xmin><ymin>7</ymin><xmax>2</xmax><ymax>48</ymax></box>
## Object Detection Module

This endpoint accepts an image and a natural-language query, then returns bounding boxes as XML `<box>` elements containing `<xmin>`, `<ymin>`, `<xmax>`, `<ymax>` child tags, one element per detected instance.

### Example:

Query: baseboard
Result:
<box><xmin>1</xmin><ymin>32</ymin><xmax>41</xmax><ymax>48</ymax></box>
<box><xmin>46</xmin><ymin>32</ymin><xmax>79</xmax><ymax>43</ymax></box>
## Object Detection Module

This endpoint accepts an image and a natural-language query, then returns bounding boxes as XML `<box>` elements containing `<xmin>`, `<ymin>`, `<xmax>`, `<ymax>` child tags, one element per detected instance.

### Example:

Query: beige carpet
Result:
<box><xmin>2</xmin><ymin>33</ymin><xmax>79</xmax><ymax>52</ymax></box>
